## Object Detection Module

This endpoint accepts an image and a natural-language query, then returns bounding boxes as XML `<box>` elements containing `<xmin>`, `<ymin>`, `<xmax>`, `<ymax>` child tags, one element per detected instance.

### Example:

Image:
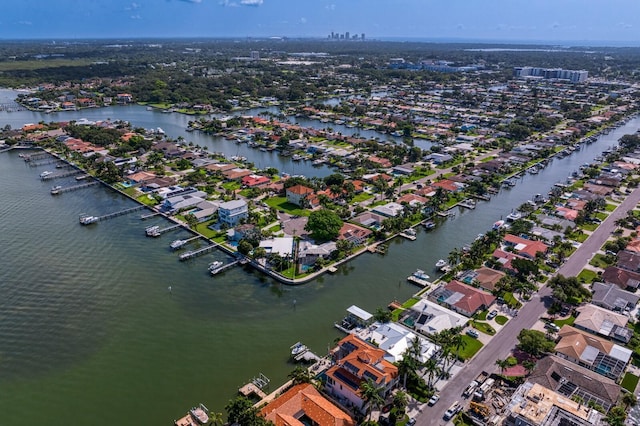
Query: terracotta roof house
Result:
<box><xmin>591</xmin><ymin>282</ymin><xmax>640</xmax><ymax>313</ymax></box>
<box><xmin>574</xmin><ymin>304</ymin><xmax>632</xmax><ymax>343</ymax></box>
<box><xmin>527</xmin><ymin>355</ymin><xmax>620</xmax><ymax>412</ymax></box>
<box><xmin>368</xmin><ymin>156</ymin><xmax>392</xmax><ymax>168</ymax></box>
<box><xmin>601</xmin><ymin>266</ymin><xmax>640</xmax><ymax>291</ymax></box>
<box><xmin>582</xmin><ymin>183</ymin><xmax>613</xmax><ymax>196</ymax></box>
<box><xmin>397</xmin><ymin>193</ymin><xmax>428</xmax><ymax>206</ymax></box>
<box><xmin>460</xmin><ymin>266</ymin><xmax>506</xmax><ymax>292</ymax></box>
<box><xmin>338</xmin><ymin>223</ymin><xmax>372</xmax><ymax>246</ymax></box>
<box><xmin>555</xmin><ymin>206</ymin><xmax>579</xmax><ymax>221</ymax></box>
<box><xmin>261</xmin><ymin>383</ymin><xmax>355</xmax><ymax>426</ymax></box>
<box><xmin>127</xmin><ymin>171</ymin><xmax>156</xmax><ymax>184</ymax></box>
<box><xmin>241</xmin><ymin>174</ymin><xmax>271</xmax><ymax>187</ymax></box>
<box><xmin>432</xmin><ymin>179</ymin><xmax>463</xmax><ymax>192</ymax></box>
<box><xmin>286</xmin><ymin>184</ymin><xmax>315</xmax><ymax>207</ymax></box>
<box><xmin>492</xmin><ymin>249</ymin><xmax>527</xmax><ymax>273</ymax></box>
<box><xmin>223</xmin><ymin>168</ymin><xmax>252</xmax><ymax>180</ymax></box>
<box><xmin>325</xmin><ymin>335</ymin><xmax>399</xmax><ymax>413</ymax></box>
<box><xmin>625</xmin><ymin>239</ymin><xmax>640</xmax><ymax>254</ymax></box>
<box><xmin>205</xmin><ymin>163</ymin><xmax>237</xmax><ymax>173</ymax></box>
<box><xmin>503</xmin><ymin>234</ymin><xmax>549</xmax><ymax>259</ymax></box>
<box><xmin>555</xmin><ymin>325</ymin><xmax>632</xmax><ymax>381</ymax></box>
<box><xmin>430</xmin><ymin>280</ymin><xmax>495</xmax><ymax>317</ymax></box>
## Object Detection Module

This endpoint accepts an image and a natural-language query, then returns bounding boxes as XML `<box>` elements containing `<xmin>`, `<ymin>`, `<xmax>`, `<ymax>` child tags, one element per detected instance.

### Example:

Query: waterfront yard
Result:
<box><xmin>264</xmin><ymin>197</ymin><xmax>310</xmax><ymax>216</ymax></box>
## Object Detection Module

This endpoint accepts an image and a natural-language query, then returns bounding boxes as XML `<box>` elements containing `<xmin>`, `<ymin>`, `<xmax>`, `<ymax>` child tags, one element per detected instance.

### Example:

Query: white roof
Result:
<box><xmin>346</xmin><ymin>305</ymin><xmax>373</xmax><ymax>321</ymax></box>
<box><xmin>259</xmin><ymin>237</ymin><xmax>293</xmax><ymax>257</ymax></box>
<box><xmin>610</xmin><ymin>345</ymin><xmax>632</xmax><ymax>363</ymax></box>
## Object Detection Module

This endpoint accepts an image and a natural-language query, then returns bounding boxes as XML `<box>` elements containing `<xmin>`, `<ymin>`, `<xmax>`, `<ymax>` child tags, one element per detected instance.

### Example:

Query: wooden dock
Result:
<box><xmin>239</xmin><ymin>383</ymin><xmax>267</xmax><ymax>400</ymax></box>
<box><xmin>41</xmin><ymin>169</ymin><xmax>83</xmax><ymax>180</ymax></box>
<box><xmin>407</xmin><ymin>276</ymin><xmax>431</xmax><ymax>287</ymax></box>
<box><xmin>23</xmin><ymin>153</ymin><xmax>49</xmax><ymax>162</ymax></box>
<box><xmin>210</xmin><ymin>260</ymin><xmax>239</xmax><ymax>275</ymax></box>
<box><xmin>29</xmin><ymin>158</ymin><xmax>62</xmax><ymax>167</ymax></box>
<box><xmin>157</xmin><ymin>223</ymin><xmax>182</xmax><ymax>235</ymax></box>
<box><xmin>140</xmin><ymin>211</ymin><xmax>161</xmax><ymax>220</ymax></box>
<box><xmin>179</xmin><ymin>244</ymin><xmax>219</xmax><ymax>261</ymax></box>
<box><xmin>51</xmin><ymin>181</ymin><xmax>98</xmax><ymax>195</ymax></box>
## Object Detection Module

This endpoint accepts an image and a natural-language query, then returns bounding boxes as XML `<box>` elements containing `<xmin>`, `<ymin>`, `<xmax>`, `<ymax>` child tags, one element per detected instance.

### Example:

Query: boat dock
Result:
<box><xmin>399</xmin><ymin>231</ymin><xmax>417</xmax><ymax>241</ymax></box>
<box><xmin>239</xmin><ymin>373</ymin><xmax>270</xmax><ymax>400</ymax></box>
<box><xmin>51</xmin><ymin>181</ymin><xmax>98</xmax><ymax>195</ymax></box>
<box><xmin>29</xmin><ymin>158</ymin><xmax>63</xmax><ymax>167</ymax></box>
<box><xmin>459</xmin><ymin>199</ymin><xmax>477</xmax><ymax>209</ymax></box>
<box><xmin>41</xmin><ymin>169</ymin><xmax>83</xmax><ymax>180</ymax></box>
<box><xmin>156</xmin><ymin>223</ymin><xmax>182</xmax><ymax>235</ymax></box>
<box><xmin>170</xmin><ymin>236</ymin><xmax>200</xmax><ymax>250</ymax></box>
<box><xmin>22</xmin><ymin>152</ymin><xmax>49</xmax><ymax>162</ymax></box>
<box><xmin>407</xmin><ymin>275</ymin><xmax>431</xmax><ymax>287</ymax></box>
<box><xmin>140</xmin><ymin>211</ymin><xmax>161</xmax><ymax>220</ymax></box>
<box><xmin>210</xmin><ymin>260</ymin><xmax>239</xmax><ymax>275</ymax></box>
<box><xmin>80</xmin><ymin>205</ymin><xmax>146</xmax><ymax>224</ymax></box>
<box><xmin>179</xmin><ymin>244</ymin><xmax>219</xmax><ymax>261</ymax></box>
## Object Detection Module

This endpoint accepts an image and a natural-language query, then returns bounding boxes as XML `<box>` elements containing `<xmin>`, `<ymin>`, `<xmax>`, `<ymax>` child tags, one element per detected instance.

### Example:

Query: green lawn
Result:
<box><xmin>589</xmin><ymin>253</ymin><xmax>615</xmax><ymax>268</ymax></box>
<box><xmin>476</xmin><ymin>310</ymin><xmax>488</xmax><ymax>321</ymax></box>
<box><xmin>221</xmin><ymin>181</ymin><xmax>241</xmax><ymax>191</ymax></box>
<box><xmin>503</xmin><ymin>292</ymin><xmax>523</xmax><ymax>309</ymax></box>
<box><xmin>495</xmin><ymin>315</ymin><xmax>508</xmax><ymax>325</ymax></box>
<box><xmin>554</xmin><ymin>315</ymin><xmax>576</xmax><ymax>327</ymax></box>
<box><xmin>622</xmin><ymin>372</ymin><xmax>639</xmax><ymax>393</ymax></box>
<box><xmin>595</xmin><ymin>212</ymin><xmax>608</xmax><ymax>221</ymax></box>
<box><xmin>577</xmin><ymin>269</ymin><xmax>598</xmax><ymax>284</ymax></box>
<box><xmin>582</xmin><ymin>223</ymin><xmax>598</xmax><ymax>232</ymax></box>
<box><xmin>472</xmin><ymin>321</ymin><xmax>496</xmax><ymax>335</ymax></box>
<box><xmin>352</xmin><ymin>192</ymin><xmax>373</xmax><ymax>203</ymax></box>
<box><xmin>605</xmin><ymin>203</ymin><xmax>617</xmax><ymax>212</ymax></box>
<box><xmin>263</xmin><ymin>197</ymin><xmax>310</xmax><ymax>216</ymax></box>
<box><xmin>136</xmin><ymin>193</ymin><xmax>159</xmax><ymax>206</ymax></box>
<box><xmin>458</xmin><ymin>335</ymin><xmax>484</xmax><ymax>360</ymax></box>
<box><xmin>571</xmin><ymin>232</ymin><xmax>589</xmax><ymax>243</ymax></box>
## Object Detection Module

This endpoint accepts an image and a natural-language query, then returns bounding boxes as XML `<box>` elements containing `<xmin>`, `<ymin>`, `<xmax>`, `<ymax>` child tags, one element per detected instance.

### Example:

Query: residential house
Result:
<box><xmin>616</xmin><ymin>250</ymin><xmax>640</xmax><ymax>272</ymax></box>
<box><xmin>503</xmin><ymin>234</ymin><xmax>549</xmax><ymax>259</ymax></box>
<box><xmin>601</xmin><ymin>266</ymin><xmax>640</xmax><ymax>291</ymax></box>
<box><xmin>492</xmin><ymin>249</ymin><xmax>527</xmax><ymax>273</ymax></box>
<box><xmin>432</xmin><ymin>179</ymin><xmax>464</xmax><ymax>192</ymax></box>
<box><xmin>555</xmin><ymin>325</ymin><xmax>631</xmax><ymax>381</ymax></box>
<box><xmin>372</xmin><ymin>202</ymin><xmax>404</xmax><ymax>218</ymax></box>
<box><xmin>241</xmin><ymin>174</ymin><xmax>271</xmax><ymax>187</ymax></box>
<box><xmin>259</xmin><ymin>237</ymin><xmax>294</xmax><ymax>257</ymax></box>
<box><xmin>298</xmin><ymin>241</ymin><xmax>336</xmax><ymax>268</ymax></box>
<box><xmin>506</xmin><ymin>382</ymin><xmax>604</xmax><ymax>426</ymax></box>
<box><xmin>352</xmin><ymin>212</ymin><xmax>385</xmax><ymax>229</ymax></box>
<box><xmin>392</xmin><ymin>163</ymin><xmax>415</xmax><ymax>175</ymax></box>
<box><xmin>368</xmin><ymin>156</ymin><xmax>392</xmax><ymax>168</ymax></box>
<box><xmin>325</xmin><ymin>335</ymin><xmax>399</xmax><ymax>413</ymax></box>
<box><xmin>229</xmin><ymin>223</ymin><xmax>260</xmax><ymax>242</ymax></box>
<box><xmin>527</xmin><ymin>355</ymin><xmax>620</xmax><ymax>412</ymax></box>
<box><xmin>260</xmin><ymin>383</ymin><xmax>355</xmax><ymax>426</ymax></box>
<box><xmin>396</xmin><ymin>193</ymin><xmax>428</xmax><ymax>207</ymax></box>
<box><xmin>405</xmin><ymin>299</ymin><xmax>468</xmax><ymax>336</ymax></box>
<box><xmin>591</xmin><ymin>282</ymin><xmax>639</xmax><ymax>312</ymax></box>
<box><xmin>338</xmin><ymin>223</ymin><xmax>372</xmax><ymax>246</ymax></box>
<box><xmin>430</xmin><ymin>280</ymin><xmax>495</xmax><ymax>317</ymax></box>
<box><xmin>218</xmin><ymin>199</ymin><xmax>248</xmax><ymax>227</ymax></box>
<box><xmin>459</xmin><ymin>266</ymin><xmax>506</xmax><ymax>292</ymax></box>
<box><xmin>573</xmin><ymin>304</ymin><xmax>632</xmax><ymax>343</ymax></box>
<box><xmin>153</xmin><ymin>141</ymin><xmax>182</xmax><ymax>157</ymax></box>
<box><xmin>367</xmin><ymin>322</ymin><xmax>438</xmax><ymax>364</ymax></box>
<box><xmin>286</xmin><ymin>184</ymin><xmax>315</xmax><ymax>207</ymax></box>
<box><xmin>116</xmin><ymin>93</ymin><xmax>133</xmax><ymax>103</ymax></box>
<box><xmin>223</xmin><ymin>167</ymin><xmax>253</xmax><ymax>181</ymax></box>
<box><xmin>190</xmin><ymin>200</ymin><xmax>218</xmax><ymax>222</ymax></box>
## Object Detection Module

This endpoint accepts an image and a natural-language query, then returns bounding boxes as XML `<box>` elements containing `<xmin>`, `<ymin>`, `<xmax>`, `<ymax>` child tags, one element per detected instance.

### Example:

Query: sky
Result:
<box><xmin>1</xmin><ymin>0</ymin><xmax>639</xmax><ymax>45</ymax></box>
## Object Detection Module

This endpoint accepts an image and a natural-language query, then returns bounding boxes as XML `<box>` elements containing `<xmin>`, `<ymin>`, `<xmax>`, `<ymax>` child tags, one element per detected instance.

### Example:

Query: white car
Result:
<box><xmin>428</xmin><ymin>393</ymin><xmax>440</xmax><ymax>406</ymax></box>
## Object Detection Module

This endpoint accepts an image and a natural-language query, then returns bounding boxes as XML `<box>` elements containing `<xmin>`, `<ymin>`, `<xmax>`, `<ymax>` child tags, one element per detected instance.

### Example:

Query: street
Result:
<box><xmin>414</xmin><ymin>185</ymin><xmax>640</xmax><ymax>425</ymax></box>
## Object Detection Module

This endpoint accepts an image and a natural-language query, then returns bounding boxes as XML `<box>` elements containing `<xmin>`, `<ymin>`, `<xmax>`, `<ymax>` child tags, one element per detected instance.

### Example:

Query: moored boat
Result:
<box><xmin>79</xmin><ymin>214</ymin><xmax>98</xmax><ymax>225</ymax></box>
<box><xmin>39</xmin><ymin>170</ymin><xmax>52</xmax><ymax>178</ymax></box>
<box><xmin>435</xmin><ymin>259</ymin><xmax>447</xmax><ymax>269</ymax></box>
<box><xmin>290</xmin><ymin>342</ymin><xmax>308</xmax><ymax>357</ymax></box>
<box><xmin>189</xmin><ymin>403</ymin><xmax>209</xmax><ymax>425</ymax></box>
<box><xmin>170</xmin><ymin>239</ymin><xmax>186</xmax><ymax>250</ymax></box>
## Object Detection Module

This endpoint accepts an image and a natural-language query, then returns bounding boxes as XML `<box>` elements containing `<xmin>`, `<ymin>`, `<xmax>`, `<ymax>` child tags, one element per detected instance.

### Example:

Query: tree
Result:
<box><xmin>495</xmin><ymin>358</ymin><xmax>510</xmax><ymax>374</ymax></box>
<box><xmin>516</xmin><ymin>329</ymin><xmax>555</xmax><ymax>358</ymax></box>
<box><xmin>392</xmin><ymin>390</ymin><xmax>408</xmax><ymax>416</ymax></box>
<box><xmin>360</xmin><ymin>378</ymin><xmax>384</xmax><ymax>420</ymax></box>
<box><xmin>237</xmin><ymin>239</ymin><xmax>253</xmax><ymax>256</ymax></box>
<box><xmin>225</xmin><ymin>396</ymin><xmax>269</xmax><ymax>426</ymax></box>
<box><xmin>184</xmin><ymin>213</ymin><xmax>198</xmax><ymax>229</ymax></box>
<box><xmin>374</xmin><ymin>307</ymin><xmax>392</xmax><ymax>323</ymax></box>
<box><xmin>604</xmin><ymin>405</ymin><xmax>627</xmax><ymax>426</ymax></box>
<box><xmin>305</xmin><ymin>209</ymin><xmax>343</xmax><ymax>242</ymax></box>
<box><xmin>288</xmin><ymin>366</ymin><xmax>312</xmax><ymax>385</ymax></box>
<box><xmin>622</xmin><ymin>392</ymin><xmax>637</xmax><ymax>409</ymax></box>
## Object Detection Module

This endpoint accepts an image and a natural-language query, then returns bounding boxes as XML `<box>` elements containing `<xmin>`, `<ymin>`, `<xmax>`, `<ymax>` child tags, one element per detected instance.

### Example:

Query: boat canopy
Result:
<box><xmin>346</xmin><ymin>305</ymin><xmax>373</xmax><ymax>322</ymax></box>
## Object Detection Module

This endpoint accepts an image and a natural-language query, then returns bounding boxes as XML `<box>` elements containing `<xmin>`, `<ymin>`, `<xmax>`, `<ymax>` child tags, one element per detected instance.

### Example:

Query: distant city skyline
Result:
<box><xmin>1</xmin><ymin>0</ymin><xmax>639</xmax><ymax>46</ymax></box>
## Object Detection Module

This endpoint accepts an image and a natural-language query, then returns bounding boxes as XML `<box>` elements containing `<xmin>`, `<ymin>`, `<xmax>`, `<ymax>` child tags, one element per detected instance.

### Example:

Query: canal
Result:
<box><xmin>0</xmin><ymin>93</ymin><xmax>638</xmax><ymax>424</ymax></box>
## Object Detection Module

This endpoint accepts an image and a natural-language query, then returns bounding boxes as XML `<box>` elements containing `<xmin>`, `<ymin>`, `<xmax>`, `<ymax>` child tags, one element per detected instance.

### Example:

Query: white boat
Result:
<box><xmin>403</xmin><ymin>228</ymin><xmax>416</xmax><ymax>236</ymax></box>
<box><xmin>146</xmin><ymin>106</ymin><xmax>153</xmax><ymax>111</ymax></box>
<box><xmin>189</xmin><ymin>403</ymin><xmax>210</xmax><ymax>425</ymax></box>
<box><xmin>145</xmin><ymin>225</ymin><xmax>161</xmax><ymax>237</ymax></box>
<box><xmin>170</xmin><ymin>239</ymin><xmax>186</xmax><ymax>250</ymax></box>
<box><xmin>79</xmin><ymin>215</ymin><xmax>98</xmax><ymax>225</ymax></box>
<box><xmin>492</xmin><ymin>220</ymin><xmax>505</xmax><ymax>230</ymax></box>
<box><xmin>424</xmin><ymin>221</ymin><xmax>436</xmax><ymax>230</ymax></box>
<box><xmin>75</xmin><ymin>174</ymin><xmax>89</xmax><ymax>181</ymax></box>
<box><xmin>290</xmin><ymin>342</ymin><xmax>308</xmax><ymax>357</ymax></box>
<box><xmin>506</xmin><ymin>211</ymin><xmax>522</xmax><ymax>222</ymax></box>
<box><xmin>40</xmin><ymin>170</ymin><xmax>52</xmax><ymax>178</ymax></box>
<box><xmin>292</xmin><ymin>154</ymin><xmax>302</xmax><ymax>161</ymax></box>
<box><xmin>435</xmin><ymin>259</ymin><xmax>447</xmax><ymax>269</ymax></box>
<box><xmin>209</xmin><ymin>261</ymin><xmax>224</xmax><ymax>275</ymax></box>
<box><xmin>412</xmin><ymin>269</ymin><xmax>430</xmax><ymax>280</ymax></box>
<box><xmin>51</xmin><ymin>185</ymin><xmax>62</xmax><ymax>194</ymax></box>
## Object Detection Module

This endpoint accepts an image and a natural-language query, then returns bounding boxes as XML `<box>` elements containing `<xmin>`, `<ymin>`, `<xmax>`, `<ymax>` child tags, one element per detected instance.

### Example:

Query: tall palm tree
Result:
<box><xmin>288</xmin><ymin>366</ymin><xmax>312</xmax><ymax>385</ymax></box>
<box><xmin>422</xmin><ymin>357</ymin><xmax>441</xmax><ymax>390</ymax></box>
<box><xmin>622</xmin><ymin>392</ymin><xmax>637</xmax><ymax>409</ymax></box>
<box><xmin>360</xmin><ymin>378</ymin><xmax>385</xmax><ymax>421</ymax></box>
<box><xmin>495</xmin><ymin>358</ymin><xmax>510</xmax><ymax>374</ymax></box>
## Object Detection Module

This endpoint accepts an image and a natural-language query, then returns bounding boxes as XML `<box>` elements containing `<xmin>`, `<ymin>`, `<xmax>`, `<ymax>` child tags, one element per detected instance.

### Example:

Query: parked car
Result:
<box><xmin>466</xmin><ymin>329</ymin><xmax>479</xmax><ymax>338</ymax></box>
<box><xmin>545</xmin><ymin>322</ymin><xmax>560</xmax><ymax>332</ymax></box>
<box><xmin>487</xmin><ymin>310</ymin><xmax>498</xmax><ymax>320</ymax></box>
<box><xmin>444</xmin><ymin>401</ymin><xmax>462</xmax><ymax>420</ymax></box>
<box><xmin>428</xmin><ymin>393</ymin><xmax>440</xmax><ymax>406</ymax></box>
<box><xmin>407</xmin><ymin>419</ymin><xmax>416</xmax><ymax>426</ymax></box>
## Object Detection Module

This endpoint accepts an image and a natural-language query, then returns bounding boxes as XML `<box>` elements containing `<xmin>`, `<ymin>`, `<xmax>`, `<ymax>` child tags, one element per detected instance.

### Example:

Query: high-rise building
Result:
<box><xmin>345</xmin><ymin>32</ymin><xmax>350</xmax><ymax>40</ymax></box>
<box><xmin>361</xmin><ymin>33</ymin><xmax>365</xmax><ymax>41</ymax></box>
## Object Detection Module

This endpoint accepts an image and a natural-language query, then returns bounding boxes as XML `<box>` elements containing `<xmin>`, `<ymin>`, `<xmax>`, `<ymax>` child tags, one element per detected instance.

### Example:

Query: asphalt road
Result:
<box><xmin>415</xmin><ymin>185</ymin><xmax>640</xmax><ymax>425</ymax></box>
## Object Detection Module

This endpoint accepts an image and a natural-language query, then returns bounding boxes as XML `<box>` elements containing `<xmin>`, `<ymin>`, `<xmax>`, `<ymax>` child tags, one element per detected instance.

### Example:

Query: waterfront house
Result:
<box><xmin>432</xmin><ymin>179</ymin><xmax>464</xmax><ymax>192</ymax></box>
<box><xmin>116</xmin><ymin>93</ymin><xmax>133</xmax><ymax>104</ymax></box>
<box><xmin>372</xmin><ymin>202</ymin><xmax>404</xmax><ymax>218</ymax></box>
<box><xmin>218</xmin><ymin>199</ymin><xmax>248</xmax><ymax>227</ymax></box>
<box><xmin>241</xmin><ymin>174</ymin><xmax>271</xmax><ymax>188</ymax></box>
<box><xmin>325</xmin><ymin>335</ymin><xmax>399</xmax><ymax>413</ymax></box>
<box><xmin>554</xmin><ymin>325</ymin><xmax>631</xmax><ymax>381</ymax></box>
<box><xmin>367</xmin><ymin>322</ymin><xmax>438</xmax><ymax>363</ymax></box>
<box><xmin>459</xmin><ymin>266</ymin><xmax>506</xmax><ymax>292</ymax></box>
<box><xmin>298</xmin><ymin>241</ymin><xmax>336</xmax><ymax>268</ymax></box>
<box><xmin>190</xmin><ymin>200</ymin><xmax>218</xmax><ymax>222</ymax></box>
<box><xmin>396</xmin><ymin>193</ymin><xmax>428</xmax><ymax>206</ymax></box>
<box><xmin>286</xmin><ymin>184</ymin><xmax>314</xmax><ymax>207</ymax></box>
<box><xmin>338</xmin><ymin>223</ymin><xmax>372</xmax><ymax>246</ymax></box>
<box><xmin>352</xmin><ymin>212</ymin><xmax>385</xmax><ymax>230</ymax></box>
<box><xmin>527</xmin><ymin>355</ymin><xmax>620</xmax><ymax>412</ymax></box>
<box><xmin>573</xmin><ymin>304</ymin><xmax>632</xmax><ymax>344</ymax></box>
<box><xmin>403</xmin><ymin>299</ymin><xmax>468</xmax><ymax>336</ymax></box>
<box><xmin>503</xmin><ymin>234</ymin><xmax>549</xmax><ymax>259</ymax></box>
<box><xmin>162</xmin><ymin>191</ymin><xmax>207</xmax><ymax>212</ymax></box>
<box><xmin>229</xmin><ymin>224</ymin><xmax>260</xmax><ymax>242</ymax></box>
<box><xmin>223</xmin><ymin>167</ymin><xmax>252</xmax><ymax>181</ymax></box>
<box><xmin>492</xmin><ymin>249</ymin><xmax>527</xmax><ymax>274</ymax></box>
<box><xmin>591</xmin><ymin>282</ymin><xmax>639</xmax><ymax>313</ymax></box>
<box><xmin>430</xmin><ymin>280</ymin><xmax>495</xmax><ymax>317</ymax></box>
<box><xmin>259</xmin><ymin>237</ymin><xmax>294</xmax><ymax>257</ymax></box>
<box><xmin>260</xmin><ymin>383</ymin><xmax>355</xmax><ymax>426</ymax></box>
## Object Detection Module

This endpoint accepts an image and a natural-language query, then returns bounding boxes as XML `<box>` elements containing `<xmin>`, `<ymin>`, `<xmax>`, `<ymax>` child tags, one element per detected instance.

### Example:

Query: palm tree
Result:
<box><xmin>360</xmin><ymin>378</ymin><xmax>384</xmax><ymax>421</ymax></box>
<box><xmin>622</xmin><ymin>392</ymin><xmax>637</xmax><ymax>409</ymax></box>
<box><xmin>421</xmin><ymin>357</ymin><xmax>441</xmax><ymax>390</ymax></box>
<box><xmin>398</xmin><ymin>336</ymin><xmax>422</xmax><ymax>389</ymax></box>
<box><xmin>392</xmin><ymin>390</ymin><xmax>408</xmax><ymax>416</ymax></box>
<box><xmin>495</xmin><ymin>358</ymin><xmax>510</xmax><ymax>374</ymax></box>
<box><xmin>288</xmin><ymin>366</ymin><xmax>312</xmax><ymax>385</ymax></box>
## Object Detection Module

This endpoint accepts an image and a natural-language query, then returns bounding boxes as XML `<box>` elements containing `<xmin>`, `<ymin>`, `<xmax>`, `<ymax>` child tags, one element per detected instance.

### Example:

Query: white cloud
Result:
<box><xmin>299</xmin><ymin>17</ymin><xmax>307</xmax><ymax>24</ymax></box>
<box><xmin>131</xmin><ymin>14</ymin><xmax>142</xmax><ymax>19</ymax></box>
<box><xmin>220</xmin><ymin>0</ymin><xmax>239</xmax><ymax>6</ymax></box>
<box><xmin>125</xmin><ymin>2</ymin><xmax>141</xmax><ymax>10</ymax></box>
<box><xmin>326</xmin><ymin>4</ymin><xmax>335</xmax><ymax>11</ymax></box>
<box><xmin>18</xmin><ymin>20</ymin><xmax>32</xmax><ymax>26</ymax></box>
<box><xmin>240</xmin><ymin>0</ymin><xmax>263</xmax><ymax>6</ymax></box>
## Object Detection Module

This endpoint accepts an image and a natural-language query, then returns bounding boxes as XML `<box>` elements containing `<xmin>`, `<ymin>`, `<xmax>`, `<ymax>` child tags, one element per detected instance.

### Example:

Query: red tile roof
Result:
<box><xmin>444</xmin><ymin>280</ymin><xmax>496</xmax><ymax>315</ymax></box>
